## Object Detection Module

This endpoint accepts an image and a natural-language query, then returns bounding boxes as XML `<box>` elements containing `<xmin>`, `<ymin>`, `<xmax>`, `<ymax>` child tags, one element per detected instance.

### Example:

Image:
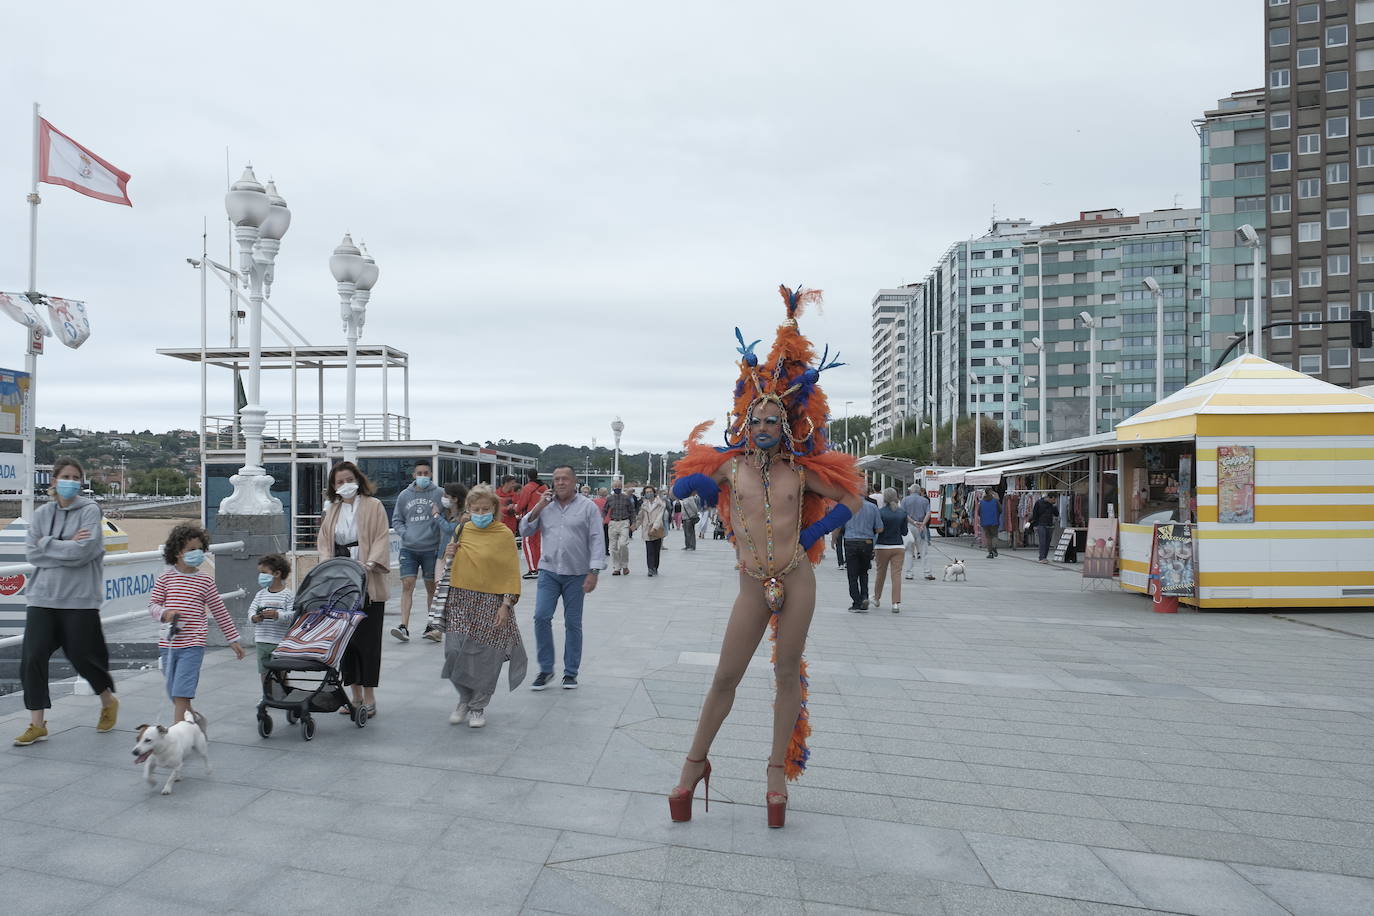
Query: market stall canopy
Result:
<box><xmin>1115</xmin><ymin>354</ymin><xmax>1374</xmax><ymax>441</ymax></box>
<box><xmin>856</xmin><ymin>454</ymin><xmax>920</xmax><ymax>479</ymax></box>
<box><xmin>965</xmin><ymin>454</ymin><xmax>1087</xmax><ymax>486</ymax></box>
<box><xmin>934</xmin><ymin>468</ymin><xmax>972</xmax><ymax>486</ymax></box>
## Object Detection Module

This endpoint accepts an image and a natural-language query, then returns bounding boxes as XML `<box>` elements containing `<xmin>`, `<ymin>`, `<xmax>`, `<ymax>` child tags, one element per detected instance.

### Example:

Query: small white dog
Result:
<box><xmin>943</xmin><ymin>559</ymin><xmax>967</xmax><ymax>582</ymax></box>
<box><xmin>132</xmin><ymin>711</ymin><xmax>211</xmax><ymax>795</ymax></box>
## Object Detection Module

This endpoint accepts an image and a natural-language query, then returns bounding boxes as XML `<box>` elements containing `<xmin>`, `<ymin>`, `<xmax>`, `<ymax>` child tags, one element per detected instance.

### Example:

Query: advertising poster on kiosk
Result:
<box><xmin>1150</xmin><ymin>522</ymin><xmax>1196</xmax><ymax>598</ymax></box>
<box><xmin>1217</xmin><ymin>446</ymin><xmax>1255</xmax><ymax>524</ymax></box>
<box><xmin>1083</xmin><ymin>518</ymin><xmax>1119</xmax><ymax>579</ymax></box>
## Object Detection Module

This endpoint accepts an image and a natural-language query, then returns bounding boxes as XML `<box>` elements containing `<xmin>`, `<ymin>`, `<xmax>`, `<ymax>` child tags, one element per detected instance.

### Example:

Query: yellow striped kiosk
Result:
<box><xmin>1114</xmin><ymin>354</ymin><xmax>1374</xmax><ymax>609</ymax></box>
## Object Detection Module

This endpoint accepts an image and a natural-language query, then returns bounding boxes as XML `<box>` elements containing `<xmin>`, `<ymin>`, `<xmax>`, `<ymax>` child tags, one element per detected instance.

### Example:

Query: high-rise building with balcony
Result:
<box><xmin>870</xmin><ymin>286</ymin><xmax>917</xmax><ymax>442</ymax></box>
<box><xmin>1264</xmin><ymin>0</ymin><xmax>1372</xmax><ymax>383</ymax></box>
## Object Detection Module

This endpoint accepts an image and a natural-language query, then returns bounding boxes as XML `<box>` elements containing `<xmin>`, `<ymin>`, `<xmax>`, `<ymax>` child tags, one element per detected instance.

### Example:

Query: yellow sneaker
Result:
<box><xmin>13</xmin><ymin>722</ymin><xmax>48</xmax><ymax>746</ymax></box>
<box><xmin>97</xmin><ymin>698</ymin><xmax>119</xmax><ymax>733</ymax></box>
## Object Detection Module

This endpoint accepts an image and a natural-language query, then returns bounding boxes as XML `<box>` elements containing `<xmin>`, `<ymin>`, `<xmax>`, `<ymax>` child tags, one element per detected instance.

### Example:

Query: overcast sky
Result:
<box><xmin>1</xmin><ymin>1</ymin><xmax>1259</xmax><ymax>454</ymax></box>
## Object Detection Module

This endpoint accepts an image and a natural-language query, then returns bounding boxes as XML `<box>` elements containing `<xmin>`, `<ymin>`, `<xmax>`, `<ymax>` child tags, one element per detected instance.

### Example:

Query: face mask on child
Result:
<box><xmin>441</xmin><ymin>497</ymin><xmax>453</xmax><ymax>509</ymax></box>
<box><xmin>183</xmin><ymin>549</ymin><xmax>206</xmax><ymax>568</ymax></box>
<box><xmin>336</xmin><ymin>482</ymin><xmax>359</xmax><ymax>499</ymax></box>
<box><xmin>55</xmin><ymin>480</ymin><xmax>82</xmax><ymax>500</ymax></box>
<box><xmin>258</xmin><ymin>572</ymin><xmax>274</xmax><ymax>588</ymax></box>
<box><xmin>471</xmin><ymin>513</ymin><xmax>494</xmax><ymax>529</ymax></box>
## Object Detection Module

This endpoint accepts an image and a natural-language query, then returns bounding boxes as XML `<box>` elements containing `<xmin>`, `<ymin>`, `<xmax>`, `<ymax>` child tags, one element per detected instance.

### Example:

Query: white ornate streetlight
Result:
<box><xmin>1078</xmin><ymin>313</ymin><xmax>1098</xmax><ymax>436</ymax></box>
<box><xmin>611</xmin><ymin>417</ymin><xmax>624</xmax><ymax>480</ymax></box>
<box><xmin>967</xmin><ymin>371</ymin><xmax>982</xmax><ymax>467</ymax></box>
<box><xmin>995</xmin><ymin>355</ymin><xmax>1014</xmax><ymax>451</ymax></box>
<box><xmin>1143</xmin><ymin>277</ymin><xmax>1164</xmax><ymax>401</ymax></box>
<box><xmin>220</xmin><ymin>166</ymin><xmax>289</xmax><ymax>515</ymax></box>
<box><xmin>330</xmin><ymin>234</ymin><xmax>378</xmax><ymax>464</ymax></box>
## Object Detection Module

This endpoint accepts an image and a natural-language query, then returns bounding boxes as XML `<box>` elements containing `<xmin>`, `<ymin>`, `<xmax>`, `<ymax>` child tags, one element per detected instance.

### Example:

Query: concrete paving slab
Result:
<box><xmin>1094</xmin><ymin>848</ymin><xmax>1290</xmax><ymax>916</ymax></box>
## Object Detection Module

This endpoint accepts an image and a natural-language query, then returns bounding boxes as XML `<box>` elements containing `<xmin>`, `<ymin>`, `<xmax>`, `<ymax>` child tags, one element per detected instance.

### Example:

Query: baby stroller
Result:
<box><xmin>256</xmin><ymin>558</ymin><xmax>369</xmax><ymax>741</ymax></box>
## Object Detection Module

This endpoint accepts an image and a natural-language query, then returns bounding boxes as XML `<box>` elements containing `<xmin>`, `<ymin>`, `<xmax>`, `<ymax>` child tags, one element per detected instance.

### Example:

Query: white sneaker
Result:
<box><xmin>903</xmin><ymin>574</ymin><xmax>913</xmax><ymax>581</ymax></box>
<box><xmin>467</xmin><ymin>709</ymin><xmax>486</xmax><ymax>728</ymax></box>
<box><xmin>872</xmin><ymin>598</ymin><xmax>881</xmax><ymax>608</ymax></box>
<box><xmin>892</xmin><ymin>603</ymin><xmax>901</xmax><ymax>614</ymax></box>
<box><xmin>449</xmin><ymin>702</ymin><xmax>468</xmax><ymax>725</ymax></box>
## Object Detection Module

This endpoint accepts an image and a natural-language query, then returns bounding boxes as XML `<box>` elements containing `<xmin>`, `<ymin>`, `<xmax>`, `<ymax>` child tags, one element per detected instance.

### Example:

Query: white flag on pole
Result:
<box><xmin>38</xmin><ymin>118</ymin><xmax>132</xmax><ymax>206</ymax></box>
<box><xmin>44</xmin><ymin>297</ymin><xmax>91</xmax><ymax>349</ymax></box>
<box><xmin>0</xmin><ymin>292</ymin><xmax>50</xmax><ymax>335</ymax></box>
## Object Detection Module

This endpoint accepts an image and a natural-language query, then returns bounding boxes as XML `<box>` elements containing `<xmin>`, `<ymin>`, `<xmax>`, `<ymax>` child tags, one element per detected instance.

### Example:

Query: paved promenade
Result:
<box><xmin>3</xmin><ymin>534</ymin><xmax>1374</xmax><ymax>915</ymax></box>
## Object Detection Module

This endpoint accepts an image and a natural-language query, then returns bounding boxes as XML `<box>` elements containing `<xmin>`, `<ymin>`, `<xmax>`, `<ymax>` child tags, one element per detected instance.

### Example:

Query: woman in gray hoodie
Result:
<box><xmin>13</xmin><ymin>457</ymin><xmax>117</xmax><ymax>747</ymax></box>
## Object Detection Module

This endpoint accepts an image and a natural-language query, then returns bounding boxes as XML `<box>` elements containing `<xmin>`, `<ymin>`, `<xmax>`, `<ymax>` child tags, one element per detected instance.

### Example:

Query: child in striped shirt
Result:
<box><xmin>250</xmin><ymin>553</ymin><xmax>295</xmax><ymax>680</ymax></box>
<box><xmin>148</xmin><ymin>523</ymin><xmax>245</xmax><ymax>722</ymax></box>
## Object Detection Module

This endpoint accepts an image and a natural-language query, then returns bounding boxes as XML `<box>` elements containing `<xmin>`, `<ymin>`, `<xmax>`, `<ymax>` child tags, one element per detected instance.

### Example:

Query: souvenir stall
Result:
<box><xmin>1112</xmin><ymin>354</ymin><xmax>1374</xmax><ymax>609</ymax></box>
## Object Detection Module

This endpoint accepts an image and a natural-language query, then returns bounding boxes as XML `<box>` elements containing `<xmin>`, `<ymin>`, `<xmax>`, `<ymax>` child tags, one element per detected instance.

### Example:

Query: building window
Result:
<box><xmin>1272</xmin><ymin>235</ymin><xmax>1292</xmax><ymax>255</ymax></box>
<box><xmin>1236</xmin><ymin>195</ymin><xmax>1266</xmax><ymax>212</ymax></box>
<box><xmin>1330</xmin><ymin>303</ymin><xmax>1352</xmax><ymax>320</ymax></box>
<box><xmin>1328</xmin><ymin>161</ymin><xmax>1350</xmax><ymax>184</ymax></box>
<box><xmin>1329</xmin><ymin>208</ymin><xmax>1350</xmax><ymax>229</ymax></box>
<box><xmin>1297</xmin><ymin>2</ymin><xmax>1319</xmax><ymax>22</ymax></box>
<box><xmin>1298</xmin><ymin>133</ymin><xmax>1321</xmax><ymax>154</ymax></box>
<box><xmin>1269</xmin><ymin>0</ymin><xmax>1288</xmax><ymax>5</ymax></box>
<box><xmin>1298</xmin><ymin>47</ymin><xmax>1321</xmax><ymax>69</ymax></box>
<box><xmin>1360</xmin><ymin>193</ymin><xmax>1374</xmax><ymax>216</ymax></box>
<box><xmin>1329</xmin><ymin>254</ymin><xmax>1351</xmax><ymax>276</ymax></box>
<box><xmin>1298</xmin><ymin>177</ymin><xmax>1322</xmax><ymax>198</ymax></box>
<box><xmin>1272</xmin><ymin>111</ymin><xmax>1291</xmax><ymax>131</ymax></box>
<box><xmin>1328</xmin><ymin>116</ymin><xmax>1350</xmax><ymax>138</ymax></box>
<box><xmin>1360</xmin><ymin>0</ymin><xmax>1374</xmax><ymax>24</ymax></box>
<box><xmin>1271</xmin><ymin>152</ymin><xmax>1291</xmax><ymax>171</ymax></box>
<box><xmin>1299</xmin><ymin>220</ymin><xmax>1322</xmax><ymax>241</ymax></box>
<box><xmin>1271</xmin><ymin>68</ymin><xmax>1292</xmax><ymax>89</ymax></box>
<box><xmin>1273</xmin><ymin>323</ymin><xmax>1293</xmax><ymax>339</ymax></box>
<box><xmin>1273</xmin><ymin>192</ymin><xmax>1293</xmax><ymax>212</ymax></box>
<box><xmin>1235</xmin><ymin>162</ymin><xmax>1265</xmax><ymax>179</ymax></box>
<box><xmin>1361</xmin><ymin>242</ymin><xmax>1374</xmax><ymax>263</ymax></box>
<box><xmin>1331</xmin><ymin>348</ymin><xmax>1352</xmax><ymax>369</ymax></box>
<box><xmin>1300</xmin><ymin>354</ymin><xmax>1323</xmax><ymax>374</ymax></box>
<box><xmin>1270</xmin><ymin>26</ymin><xmax>1291</xmax><ymax>46</ymax></box>
<box><xmin>1359</xmin><ymin>48</ymin><xmax>1374</xmax><ymax>71</ymax></box>
<box><xmin>1328</xmin><ymin>71</ymin><xmax>1350</xmax><ymax>93</ymax></box>
<box><xmin>1329</xmin><ymin>24</ymin><xmax>1349</xmax><ymax>47</ymax></box>
<box><xmin>1300</xmin><ymin>268</ymin><xmax>1322</xmax><ymax>288</ymax></box>
<box><xmin>1273</xmin><ymin>278</ymin><xmax>1293</xmax><ymax>297</ymax></box>
<box><xmin>1360</xmin><ymin>146</ymin><xmax>1374</xmax><ymax>168</ymax></box>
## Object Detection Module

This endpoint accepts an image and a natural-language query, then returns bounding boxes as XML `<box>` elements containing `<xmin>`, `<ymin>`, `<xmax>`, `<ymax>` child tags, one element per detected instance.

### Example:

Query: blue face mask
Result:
<box><xmin>182</xmin><ymin>549</ymin><xmax>206</xmax><ymax>568</ymax></box>
<box><xmin>258</xmin><ymin>572</ymin><xmax>274</xmax><ymax>588</ymax></box>
<box><xmin>415</xmin><ymin>476</ymin><xmax>431</xmax><ymax>489</ymax></box>
<box><xmin>471</xmin><ymin>512</ymin><xmax>494</xmax><ymax>529</ymax></box>
<box><xmin>55</xmin><ymin>480</ymin><xmax>81</xmax><ymax>500</ymax></box>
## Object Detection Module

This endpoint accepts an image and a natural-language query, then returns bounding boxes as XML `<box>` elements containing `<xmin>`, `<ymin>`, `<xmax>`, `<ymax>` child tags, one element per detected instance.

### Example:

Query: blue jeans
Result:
<box><xmin>533</xmin><ymin>570</ymin><xmax>586</xmax><ymax>677</ymax></box>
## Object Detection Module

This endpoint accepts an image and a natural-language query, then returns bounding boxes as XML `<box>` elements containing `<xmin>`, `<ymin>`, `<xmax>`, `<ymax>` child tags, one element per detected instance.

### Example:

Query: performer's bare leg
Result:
<box><xmin>768</xmin><ymin>563</ymin><xmax>815</xmax><ymax>800</ymax></box>
<box><xmin>678</xmin><ymin>573</ymin><xmax>770</xmax><ymax>791</ymax></box>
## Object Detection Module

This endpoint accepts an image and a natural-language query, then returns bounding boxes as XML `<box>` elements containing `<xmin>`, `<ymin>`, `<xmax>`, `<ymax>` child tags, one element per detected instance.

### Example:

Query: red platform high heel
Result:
<box><xmin>767</xmin><ymin>763</ymin><xmax>788</xmax><ymax>828</ymax></box>
<box><xmin>668</xmin><ymin>756</ymin><xmax>711</xmax><ymax>822</ymax></box>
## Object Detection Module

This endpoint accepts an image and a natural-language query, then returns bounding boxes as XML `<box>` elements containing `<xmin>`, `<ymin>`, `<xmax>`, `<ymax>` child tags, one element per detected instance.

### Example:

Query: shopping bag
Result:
<box><xmin>44</xmin><ymin>297</ymin><xmax>91</xmax><ymax>349</ymax></box>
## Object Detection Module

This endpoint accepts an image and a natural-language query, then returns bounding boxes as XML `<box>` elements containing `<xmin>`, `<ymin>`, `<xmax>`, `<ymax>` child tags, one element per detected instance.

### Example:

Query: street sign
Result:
<box><xmin>0</xmin><ymin>453</ymin><xmax>31</xmax><ymax>493</ymax></box>
<box><xmin>27</xmin><ymin>325</ymin><xmax>43</xmax><ymax>355</ymax></box>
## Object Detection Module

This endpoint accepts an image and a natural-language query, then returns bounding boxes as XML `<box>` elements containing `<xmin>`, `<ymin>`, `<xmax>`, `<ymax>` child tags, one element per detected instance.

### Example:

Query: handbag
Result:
<box><xmin>427</xmin><ymin>522</ymin><xmax>464</xmax><ymax>630</ymax></box>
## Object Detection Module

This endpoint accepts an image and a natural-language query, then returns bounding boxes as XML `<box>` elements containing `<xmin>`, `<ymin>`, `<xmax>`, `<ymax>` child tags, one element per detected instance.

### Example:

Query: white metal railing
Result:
<box><xmin>0</xmin><ymin>540</ymin><xmax>246</xmax><ymax>650</ymax></box>
<box><xmin>203</xmin><ymin>414</ymin><xmax>411</xmax><ymax>451</ymax></box>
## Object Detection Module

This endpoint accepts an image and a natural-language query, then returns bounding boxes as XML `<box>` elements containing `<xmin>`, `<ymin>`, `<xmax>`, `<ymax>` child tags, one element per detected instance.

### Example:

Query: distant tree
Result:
<box><xmin>130</xmin><ymin>467</ymin><xmax>188</xmax><ymax>497</ymax></box>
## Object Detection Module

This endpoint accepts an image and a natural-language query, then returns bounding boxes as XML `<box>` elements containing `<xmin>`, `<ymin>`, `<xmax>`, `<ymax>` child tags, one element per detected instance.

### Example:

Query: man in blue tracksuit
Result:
<box><xmin>391</xmin><ymin>460</ymin><xmax>442</xmax><ymax>641</ymax></box>
<box><xmin>978</xmin><ymin>490</ymin><xmax>1003</xmax><ymax>559</ymax></box>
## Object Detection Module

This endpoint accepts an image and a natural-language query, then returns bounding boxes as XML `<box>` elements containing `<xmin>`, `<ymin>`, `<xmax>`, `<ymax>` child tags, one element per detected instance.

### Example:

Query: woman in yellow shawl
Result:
<box><xmin>440</xmin><ymin>485</ymin><xmax>527</xmax><ymax>727</ymax></box>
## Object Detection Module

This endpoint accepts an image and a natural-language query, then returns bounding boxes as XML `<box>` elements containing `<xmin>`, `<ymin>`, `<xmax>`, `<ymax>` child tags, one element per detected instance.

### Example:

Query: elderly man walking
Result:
<box><xmin>520</xmin><ymin>465</ymin><xmax>605</xmax><ymax>690</ymax></box>
<box><xmin>901</xmin><ymin>483</ymin><xmax>936</xmax><ymax>582</ymax></box>
<box><xmin>680</xmin><ymin>492</ymin><xmax>701</xmax><ymax>550</ymax></box>
<box><xmin>603</xmin><ymin>477</ymin><xmax>636</xmax><ymax>576</ymax></box>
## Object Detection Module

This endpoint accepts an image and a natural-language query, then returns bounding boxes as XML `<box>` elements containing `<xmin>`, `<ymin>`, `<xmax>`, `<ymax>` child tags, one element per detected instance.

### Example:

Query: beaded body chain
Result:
<box><xmin>731</xmin><ymin>454</ymin><xmax>804</xmax><ymax>613</ymax></box>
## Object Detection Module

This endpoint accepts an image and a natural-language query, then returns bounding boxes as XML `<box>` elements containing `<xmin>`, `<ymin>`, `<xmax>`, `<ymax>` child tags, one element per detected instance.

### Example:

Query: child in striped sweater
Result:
<box><xmin>148</xmin><ymin>524</ymin><xmax>245</xmax><ymax>722</ymax></box>
<box><xmin>250</xmin><ymin>553</ymin><xmax>295</xmax><ymax>682</ymax></box>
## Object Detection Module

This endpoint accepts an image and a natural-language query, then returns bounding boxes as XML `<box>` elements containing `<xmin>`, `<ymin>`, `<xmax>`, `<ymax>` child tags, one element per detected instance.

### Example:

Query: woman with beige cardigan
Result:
<box><xmin>317</xmin><ymin>461</ymin><xmax>390</xmax><ymax>715</ymax></box>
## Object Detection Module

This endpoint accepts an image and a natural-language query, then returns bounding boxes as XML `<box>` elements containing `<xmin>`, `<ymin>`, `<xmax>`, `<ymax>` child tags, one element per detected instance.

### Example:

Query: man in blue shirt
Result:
<box><xmin>842</xmin><ymin>495</ymin><xmax>882</xmax><ymax>612</ymax></box>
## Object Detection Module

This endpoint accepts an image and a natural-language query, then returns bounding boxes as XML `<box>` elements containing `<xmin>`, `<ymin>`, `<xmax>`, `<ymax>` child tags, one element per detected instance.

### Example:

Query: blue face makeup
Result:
<box><xmin>750</xmin><ymin>414</ymin><xmax>782</xmax><ymax>449</ymax></box>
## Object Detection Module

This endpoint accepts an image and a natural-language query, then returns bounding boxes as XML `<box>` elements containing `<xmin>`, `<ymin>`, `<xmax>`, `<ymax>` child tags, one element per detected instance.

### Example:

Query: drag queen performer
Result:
<box><xmin>669</xmin><ymin>286</ymin><xmax>864</xmax><ymax>828</ymax></box>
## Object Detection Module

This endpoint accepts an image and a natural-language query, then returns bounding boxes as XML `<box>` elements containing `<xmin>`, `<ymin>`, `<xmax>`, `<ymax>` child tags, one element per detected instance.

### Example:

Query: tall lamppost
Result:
<box><xmin>967</xmin><ymin>371</ymin><xmax>981</xmax><ymax>467</ymax></box>
<box><xmin>995</xmin><ymin>355</ymin><xmax>1013</xmax><ymax>450</ymax></box>
<box><xmin>1030</xmin><ymin>237</ymin><xmax>1054</xmax><ymax>446</ymax></box>
<box><xmin>1079</xmin><ymin>312</ymin><xmax>1098</xmax><ymax>436</ymax></box>
<box><xmin>1237</xmin><ymin>224</ymin><xmax>1263</xmax><ymax>357</ymax></box>
<box><xmin>844</xmin><ymin>400</ymin><xmax>853</xmax><ymax>441</ymax></box>
<box><xmin>611</xmin><ymin>417</ymin><xmax>624</xmax><ymax>479</ymax></box>
<box><xmin>1027</xmin><ymin>336</ymin><xmax>1045</xmax><ymax>444</ymax></box>
<box><xmin>1143</xmin><ymin>276</ymin><xmax>1164</xmax><ymax>402</ymax></box>
<box><xmin>926</xmin><ymin>394</ymin><xmax>938</xmax><ymax>460</ymax></box>
<box><xmin>330</xmin><ymin>235</ymin><xmax>380</xmax><ymax>464</ymax></box>
<box><xmin>944</xmin><ymin>382</ymin><xmax>958</xmax><ymax>453</ymax></box>
<box><xmin>1103</xmin><ymin>375</ymin><xmax>1115</xmax><ymax>425</ymax></box>
<box><xmin>220</xmin><ymin>165</ymin><xmax>290</xmax><ymax>515</ymax></box>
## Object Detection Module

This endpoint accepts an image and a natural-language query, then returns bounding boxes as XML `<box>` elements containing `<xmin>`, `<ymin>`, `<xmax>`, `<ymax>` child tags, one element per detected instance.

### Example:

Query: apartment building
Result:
<box><xmin>870</xmin><ymin>286</ymin><xmax>917</xmax><ymax>441</ymax></box>
<box><xmin>1265</xmin><ymin>0</ymin><xmax>1373</xmax><ymax>382</ymax></box>
<box><xmin>1199</xmin><ymin>88</ymin><xmax>1269</xmax><ymax>358</ymax></box>
<box><xmin>1021</xmin><ymin>208</ymin><xmax>1205</xmax><ymax>442</ymax></box>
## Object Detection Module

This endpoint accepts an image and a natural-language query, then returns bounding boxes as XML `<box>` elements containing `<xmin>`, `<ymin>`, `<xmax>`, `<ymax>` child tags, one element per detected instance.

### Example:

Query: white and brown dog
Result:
<box><xmin>943</xmin><ymin>559</ymin><xmax>967</xmax><ymax>582</ymax></box>
<box><xmin>132</xmin><ymin>711</ymin><xmax>211</xmax><ymax>795</ymax></box>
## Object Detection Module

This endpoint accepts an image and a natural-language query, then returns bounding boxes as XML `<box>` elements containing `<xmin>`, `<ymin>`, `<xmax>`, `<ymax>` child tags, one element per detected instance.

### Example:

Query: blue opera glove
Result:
<box><xmin>672</xmin><ymin>473</ymin><xmax>720</xmax><ymax>507</ymax></box>
<box><xmin>799</xmin><ymin>503</ymin><xmax>852</xmax><ymax>551</ymax></box>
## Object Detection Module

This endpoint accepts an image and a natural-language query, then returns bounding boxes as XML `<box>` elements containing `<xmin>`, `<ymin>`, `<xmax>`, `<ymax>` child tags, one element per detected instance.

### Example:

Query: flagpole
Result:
<box><xmin>23</xmin><ymin>102</ymin><xmax>41</xmax><ymax>523</ymax></box>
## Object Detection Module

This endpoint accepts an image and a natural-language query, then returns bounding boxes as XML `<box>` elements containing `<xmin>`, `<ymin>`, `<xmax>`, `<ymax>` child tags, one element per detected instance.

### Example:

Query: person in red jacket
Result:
<box><xmin>513</xmin><ymin>468</ymin><xmax>548</xmax><ymax>579</ymax></box>
<box><xmin>497</xmin><ymin>476</ymin><xmax>520</xmax><ymax>535</ymax></box>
